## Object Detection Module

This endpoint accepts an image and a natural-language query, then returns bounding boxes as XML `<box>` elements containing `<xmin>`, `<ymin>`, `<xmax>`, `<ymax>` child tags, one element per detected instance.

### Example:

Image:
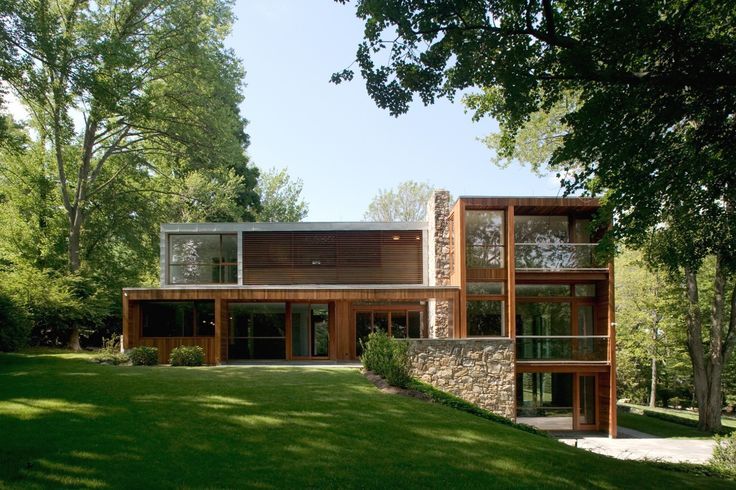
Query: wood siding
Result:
<box><xmin>242</xmin><ymin>230</ymin><xmax>423</xmax><ymax>285</ymax></box>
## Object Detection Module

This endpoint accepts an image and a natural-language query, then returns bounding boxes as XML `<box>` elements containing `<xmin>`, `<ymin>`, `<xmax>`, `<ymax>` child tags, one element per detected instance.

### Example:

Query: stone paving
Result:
<box><xmin>556</xmin><ymin>427</ymin><xmax>716</xmax><ymax>464</ymax></box>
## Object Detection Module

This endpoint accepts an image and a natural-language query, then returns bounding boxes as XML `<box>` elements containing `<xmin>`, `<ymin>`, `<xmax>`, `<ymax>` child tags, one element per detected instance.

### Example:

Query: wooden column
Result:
<box><xmin>608</xmin><ymin>261</ymin><xmax>617</xmax><ymax>437</ymax></box>
<box><xmin>506</xmin><ymin>206</ymin><xmax>516</xmax><ymax>339</ymax></box>
<box><xmin>214</xmin><ymin>298</ymin><xmax>223</xmax><ymax>364</ymax></box>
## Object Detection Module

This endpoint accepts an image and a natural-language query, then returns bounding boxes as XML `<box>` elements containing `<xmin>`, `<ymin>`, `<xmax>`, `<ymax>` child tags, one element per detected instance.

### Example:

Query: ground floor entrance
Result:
<box><xmin>227</xmin><ymin>302</ymin><xmax>332</xmax><ymax>360</ymax></box>
<box><xmin>516</xmin><ymin>369</ymin><xmax>610</xmax><ymax>432</ymax></box>
<box><xmin>122</xmin><ymin>286</ymin><xmax>459</xmax><ymax>364</ymax></box>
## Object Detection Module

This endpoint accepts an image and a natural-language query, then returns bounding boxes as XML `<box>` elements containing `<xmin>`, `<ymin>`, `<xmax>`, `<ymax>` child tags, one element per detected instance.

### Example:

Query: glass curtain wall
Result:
<box><xmin>465</xmin><ymin>210</ymin><xmax>505</xmax><ymax>268</ymax></box>
<box><xmin>169</xmin><ymin>234</ymin><xmax>237</xmax><ymax>284</ymax></box>
<box><xmin>292</xmin><ymin>304</ymin><xmax>330</xmax><ymax>358</ymax></box>
<box><xmin>229</xmin><ymin>303</ymin><xmax>286</xmax><ymax>359</ymax></box>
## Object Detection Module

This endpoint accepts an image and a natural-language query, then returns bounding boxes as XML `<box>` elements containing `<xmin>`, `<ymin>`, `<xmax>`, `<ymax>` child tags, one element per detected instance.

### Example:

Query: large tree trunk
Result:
<box><xmin>684</xmin><ymin>261</ymin><xmax>734</xmax><ymax>432</ymax></box>
<box><xmin>684</xmin><ymin>268</ymin><xmax>720</xmax><ymax>431</ymax></box>
<box><xmin>65</xmin><ymin>210</ymin><xmax>84</xmax><ymax>351</ymax></box>
<box><xmin>649</xmin><ymin>355</ymin><xmax>657</xmax><ymax>408</ymax></box>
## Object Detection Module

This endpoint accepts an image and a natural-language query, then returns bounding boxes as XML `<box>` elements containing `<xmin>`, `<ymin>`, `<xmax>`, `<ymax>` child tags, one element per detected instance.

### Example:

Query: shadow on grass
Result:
<box><xmin>0</xmin><ymin>352</ymin><xmax>730</xmax><ymax>489</ymax></box>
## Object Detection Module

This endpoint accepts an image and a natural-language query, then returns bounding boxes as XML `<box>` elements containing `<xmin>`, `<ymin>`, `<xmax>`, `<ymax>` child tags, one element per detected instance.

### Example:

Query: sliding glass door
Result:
<box><xmin>291</xmin><ymin>304</ymin><xmax>330</xmax><ymax>358</ymax></box>
<box><xmin>229</xmin><ymin>303</ymin><xmax>286</xmax><ymax>360</ymax></box>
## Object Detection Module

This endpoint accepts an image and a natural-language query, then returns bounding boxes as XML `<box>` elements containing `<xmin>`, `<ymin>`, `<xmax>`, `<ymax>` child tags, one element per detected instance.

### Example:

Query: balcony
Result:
<box><xmin>515</xmin><ymin>243</ymin><xmax>603</xmax><ymax>270</ymax></box>
<box><xmin>516</xmin><ymin>336</ymin><xmax>609</xmax><ymax>362</ymax></box>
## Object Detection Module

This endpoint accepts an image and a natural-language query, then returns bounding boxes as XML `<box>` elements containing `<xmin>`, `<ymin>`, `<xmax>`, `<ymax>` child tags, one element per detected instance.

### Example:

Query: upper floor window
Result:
<box><xmin>514</xmin><ymin>216</ymin><xmax>601</xmax><ymax>270</ymax></box>
<box><xmin>465</xmin><ymin>210</ymin><xmax>505</xmax><ymax>268</ymax></box>
<box><xmin>514</xmin><ymin>216</ymin><xmax>569</xmax><ymax>243</ymax></box>
<box><xmin>168</xmin><ymin>234</ymin><xmax>237</xmax><ymax>285</ymax></box>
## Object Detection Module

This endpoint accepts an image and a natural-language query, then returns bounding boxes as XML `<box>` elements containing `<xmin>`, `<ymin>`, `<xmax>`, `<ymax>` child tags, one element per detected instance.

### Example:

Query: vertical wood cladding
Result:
<box><xmin>242</xmin><ymin>230</ymin><xmax>423</xmax><ymax>285</ymax></box>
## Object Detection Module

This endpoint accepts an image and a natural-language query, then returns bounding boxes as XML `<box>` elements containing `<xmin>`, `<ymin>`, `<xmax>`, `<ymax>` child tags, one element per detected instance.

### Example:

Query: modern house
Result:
<box><xmin>122</xmin><ymin>192</ymin><xmax>616</xmax><ymax>436</ymax></box>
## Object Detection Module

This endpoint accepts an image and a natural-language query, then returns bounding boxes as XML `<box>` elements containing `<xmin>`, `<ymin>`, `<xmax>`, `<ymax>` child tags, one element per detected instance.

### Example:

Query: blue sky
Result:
<box><xmin>228</xmin><ymin>1</ymin><xmax>562</xmax><ymax>221</ymax></box>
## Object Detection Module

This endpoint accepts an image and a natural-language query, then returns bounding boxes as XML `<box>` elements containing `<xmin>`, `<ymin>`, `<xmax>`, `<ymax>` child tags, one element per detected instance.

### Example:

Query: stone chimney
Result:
<box><xmin>427</xmin><ymin>190</ymin><xmax>451</xmax><ymax>338</ymax></box>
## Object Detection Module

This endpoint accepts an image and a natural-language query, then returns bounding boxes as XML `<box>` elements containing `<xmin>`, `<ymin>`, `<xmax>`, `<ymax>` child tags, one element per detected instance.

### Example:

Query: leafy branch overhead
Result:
<box><xmin>0</xmin><ymin>0</ymin><xmax>259</xmax><ymax>349</ymax></box>
<box><xmin>337</xmin><ymin>0</ymin><xmax>736</xmax><ymax>433</ymax></box>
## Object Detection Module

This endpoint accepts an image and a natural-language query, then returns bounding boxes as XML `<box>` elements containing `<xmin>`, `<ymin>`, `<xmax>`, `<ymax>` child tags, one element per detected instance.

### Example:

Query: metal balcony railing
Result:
<box><xmin>516</xmin><ymin>336</ymin><xmax>609</xmax><ymax>362</ymax></box>
<box><xmin>515</xmin><ymin>243</ymin><xmax>604</xmax><ymax>270</ymax></box>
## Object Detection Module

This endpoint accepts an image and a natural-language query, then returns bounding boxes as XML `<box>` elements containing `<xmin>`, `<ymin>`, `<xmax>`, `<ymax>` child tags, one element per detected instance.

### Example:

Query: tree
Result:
<box><xmin>364</xmin><ymin>181</ymin><xmax>435</xmax><ymax>222</ymax></box>
<box><xmin>336</xmin><ymin>0</ymin><xmax>736</xmax><ymax>432</ymax></box>
<box><xmin>255</xmin><ymin>167</ymin><xmax>309</xmax><ymax>222</ymax></box>
<box><xmin>616</xmin><ymin>249</ymin><xmax>691</xmax><ymax>408</ymax></box>
<box><xmin>0</xmin><ymin>0</ymin><xmax>258</xmax><ymax>349</ymax></box>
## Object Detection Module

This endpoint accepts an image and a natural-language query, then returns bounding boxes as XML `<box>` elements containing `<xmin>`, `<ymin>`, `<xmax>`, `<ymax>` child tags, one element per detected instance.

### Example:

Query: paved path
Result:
<box><xmin>557</xmin><ymin>428</ymin><xmax>715</xmax><ymax>464</ymax></box>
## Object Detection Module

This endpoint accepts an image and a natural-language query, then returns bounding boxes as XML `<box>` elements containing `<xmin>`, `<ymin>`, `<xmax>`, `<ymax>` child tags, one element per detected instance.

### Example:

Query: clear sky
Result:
<box><xmin>232</xmin><ymin>1</ymin><xmax>563</xmax><ymax>221</ymax></box>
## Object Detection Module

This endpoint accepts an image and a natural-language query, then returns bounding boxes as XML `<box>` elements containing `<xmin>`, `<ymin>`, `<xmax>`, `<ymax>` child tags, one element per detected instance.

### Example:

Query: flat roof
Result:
<box><xmin>161</xmin><ymin>222</ymin><xmax>427</xmax><ymax>233</ymax></box>
<box><xmin>124</xmin><ymin>284</ymin><xmax>458</xmax><ymax>291</ymax></box>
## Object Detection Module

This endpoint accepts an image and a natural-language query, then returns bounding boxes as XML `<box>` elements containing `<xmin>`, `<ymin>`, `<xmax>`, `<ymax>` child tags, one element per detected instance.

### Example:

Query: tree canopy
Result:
<box><xmin>364</xmin><ymin>181</ymin><xmax>435</xmax><ymax>222</ymax></box>
<box><xmin>336</xmin><ymin>0</ymin><xmax>736</xmax><ymax>431</ymax></box>
<box><xmin>0</xmin><ymin>0</ymin><xmax>259</xmax><ymax>348</ymax></box>
<box><xmin>255</xmin><ymin>167</ymin><xmax>309</xmax><ymax>223</ymax></box>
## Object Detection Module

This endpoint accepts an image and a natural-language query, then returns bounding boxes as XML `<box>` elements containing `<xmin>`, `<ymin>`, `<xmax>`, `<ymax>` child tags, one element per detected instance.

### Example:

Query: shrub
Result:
<box><xmin>360</xmin><ymin>331</ymin><xmax>410</xmax><ymax>388</ymax></box>
<box><xmin>92</xmin><ymin>334</ymin><xmax>129</xmax><ymax>365</ymax></box>
<box><xmin>0</xmin><ymin>291</ymin><xmax>31</xmax><ymax>352</ymax></box>
<box><xmin>170</xmin><ymin>345</ymin><xmax>205</xmax><ymax>366</ymax></box>
<box><xmin>128</xmin><ymin>346</ymin><xmax>159</xmax><ymax>366</ymax></box>
<box><xmin>711</xmin><ymin>432</ymin><xmax>736</xmax><ymax>477</ymax></box>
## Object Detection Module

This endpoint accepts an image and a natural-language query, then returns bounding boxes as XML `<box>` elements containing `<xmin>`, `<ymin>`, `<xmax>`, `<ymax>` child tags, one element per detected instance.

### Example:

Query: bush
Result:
<box><xmin>0</xmin><ymin>291</ymin><xmax>31</xmax><ymax>352</ymax></box>
<box><xmin>170</xmin><ymin>345</ymin><xmax>205</xmax><ymax>366</ymax></box>
<box><xmin>711</xmin><ymin>432</ymin><xmax>736</xmax><ymax>477</ymax></box>
<box><xmin>128</xmin><ymin>346</ymin><xmax>159</xmax><ymax>366</ymax></box>
<box><xmin>92</xmin><ymin>334</ymin><xmax>129</xmax><ymax>365</ymax></box>
<box><xmin>360</xmin><ymin>331</ymin><xmax>410</xmax><ymax>388</ymax></box>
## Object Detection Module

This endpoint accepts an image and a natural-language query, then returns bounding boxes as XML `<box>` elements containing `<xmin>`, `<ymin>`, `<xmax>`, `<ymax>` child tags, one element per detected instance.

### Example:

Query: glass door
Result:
<box><xmin>354</xmin><ymin>308</ymin><xmax>424</xmax><ymax>357</ymax></box>
<box><xmin>291</xmin><ymin>303</ymin><xmax>330</xmax><ymax>359</ymax></box>
<box><xmin>228</xmin><ymin>303</ymin><xmax>286</xmax><ymax>360</ymax></box>
<box><xmin>577</xmin><ymin>375</ymin><xmax>597</xmax><ymax>428</ymax></box>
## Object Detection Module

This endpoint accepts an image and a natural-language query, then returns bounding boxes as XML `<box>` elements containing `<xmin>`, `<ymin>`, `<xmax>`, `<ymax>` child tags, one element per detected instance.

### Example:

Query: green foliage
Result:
<box><xmin>407</xmin><ymin>379</ymin><xmax>548</xmax><ymax>437</ymax></box>
<box><xmin>170</xmin><ymin>345</ymin><xmax>205</xmax><ymax>367</ymax></box>
<box><xmin>0</xmin><ymin>289</ymin><xmax>31</xmax><ymax>352</ymax></box>
<box><xmin>337</xmin><ymin>0</ymin><xmax>736</xmax><ymax>432</ymax></box>
<box><xmin>360</xmin><ymin>331</ymin><xmax>410</xmax><ymax>388</ymax></box>
<box><xmin>128</xmin><ymin>347</ymin><xmax>159</xmax><ymax>366</ymax></box>
<box><xmin>364</xmin><ymin>181</ymin><xmax>436</xmax><ymax>222</ymax></box>
<box><xmin>615</xmin><ymin>249</ymin><xmax>692</xmax><ymax>405</ymax></box>
<box><xmin>254</xmin><ymin>167</ymin><xmax>309</xmax><ymax>222</ymax></box>
<box><xmin>711</xmin><ymin>432</ymin><xmax>736</xmax><ymax>477</ymax></box>
<box><xmin>0</xmin><ymin>0</ymin><xmax>260</xmax><ymax>347</ymax></box>
<box><xmin>92</xmin><ymin>334</ymin><xmax>128</xmax><ymax>365</ymax></box>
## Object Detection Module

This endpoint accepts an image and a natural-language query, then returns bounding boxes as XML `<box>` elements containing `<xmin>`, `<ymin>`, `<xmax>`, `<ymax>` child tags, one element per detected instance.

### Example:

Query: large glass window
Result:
<box><xmin>354</xmin><ymin>309</ymin><xmax>423</xmax><ymax>356</ymax></box>
<box><xmin>465</xmin><ymin>210</ymin><xmax>505</xmax><ymax>268</ymax></box>
<box><xmin>292</xmin><ymin>304</ymin><xmax>330</xmax><ymax>358</ymax></box>
<box><xmin>467</xmin><ymin>282</ymin><xmax>504</xmax><ymax>295</ymax></box>
<box><xmin>141</xmin><ymin>301</ymin><xmax>215</xmax><ymax>337</ymax></box>
<box><xmin>169</xmin><ymin>234</ymin><xmax>237</xmax><ymax>285</ymax></box>
<box><xmin>516</xmin><ymin>303</ymin><xmax>571</xmax><ymax>336</ymax></box>
<box><xmin>516</xmin><ymin>284</ymin><xmax>571</xmax><ymax>297</ymax></box>
<box><xmin>516</xmin><ymin>372</ymin><xmax>574</xmax><ymax>430</ymax></box>
<box><xmin>466</xmin><ymin>300</ymin><xmax>504</xmax><ymax>336</ymax></box>
<box><xmin>514</xmin><ymin>216</ymin><xmax>569</xmax><ymax>243</ymax></box>
<box><xmin>229</xmin><ymin>303</ymin><xmax>286</xmax><ymax>359</ymax></box>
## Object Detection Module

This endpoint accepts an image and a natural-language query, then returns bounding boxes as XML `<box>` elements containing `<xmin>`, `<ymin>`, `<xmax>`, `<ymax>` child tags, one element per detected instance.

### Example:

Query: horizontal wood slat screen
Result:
<box><xmin>243</xmin><ymin>230</ymin><xmax>423</xmax><ymax>285</ymax></box>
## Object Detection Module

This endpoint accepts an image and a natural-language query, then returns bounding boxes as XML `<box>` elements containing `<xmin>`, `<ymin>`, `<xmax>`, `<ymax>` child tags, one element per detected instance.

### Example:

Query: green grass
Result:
<box><xmin>618</xmin><ymin>403</ymin><xmax>736</xmax><ymax>438</ymax></box>
<box><xmin>0</xmin><ymin>351</ymin><xmax>730</xmax><ymax>489</ymax></box>
<box><xmin>617</xmin><ymin>411</ymin><xmax>713</xmax><ymax>438</ymax></box>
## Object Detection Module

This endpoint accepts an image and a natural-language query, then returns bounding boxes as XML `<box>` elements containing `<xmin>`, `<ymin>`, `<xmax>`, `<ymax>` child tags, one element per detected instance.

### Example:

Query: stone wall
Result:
<box><xmin>407</xmin><ymin>339</ymin><xmax>515</xmax><ymax>419</ymax></box>
<box><xmin>427</xmin><ymin>190</ymin><xmax>451</xmax><ymax>338</ymax></box>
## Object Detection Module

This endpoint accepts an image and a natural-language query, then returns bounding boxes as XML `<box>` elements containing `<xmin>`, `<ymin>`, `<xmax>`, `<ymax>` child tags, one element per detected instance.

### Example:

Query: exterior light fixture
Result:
<box><xmin>392</xmin><ymin>235</ymin><xmax>400</xmax><ymax>240</ymax></box>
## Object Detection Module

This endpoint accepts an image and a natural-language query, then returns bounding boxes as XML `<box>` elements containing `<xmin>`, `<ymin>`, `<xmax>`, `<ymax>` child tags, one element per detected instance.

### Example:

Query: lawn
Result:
<box><xmin>617</xmin><ymin>411</ymin><xmax>713</xmax><ymax>438</ymax></box>
<box><xmin>0</xmin><ymin>351</ymin><xmax>730</xmax><ymax>489</ymax></box>
<box><xmin>618</xmin><ymin>403</ymin><xmax>736</xmax><ymax>438</ymax></box>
